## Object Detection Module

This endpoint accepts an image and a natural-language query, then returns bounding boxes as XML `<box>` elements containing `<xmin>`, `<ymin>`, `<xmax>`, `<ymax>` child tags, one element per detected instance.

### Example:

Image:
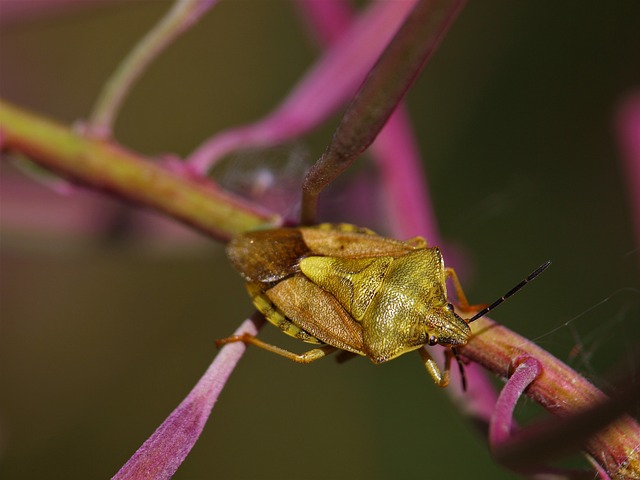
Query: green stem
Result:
<box><xmin>0</xmin><ymin>99</ymin><xmax>279</xmax><ymax>241</ymax></box>
<box><xmin>88</xmin><ymin>0</ymin><xmax>217</xmax><ymax>137</ymax></box>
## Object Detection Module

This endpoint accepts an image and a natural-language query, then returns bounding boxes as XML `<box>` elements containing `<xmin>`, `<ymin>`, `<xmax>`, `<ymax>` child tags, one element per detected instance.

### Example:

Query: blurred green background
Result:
<box><xmin>1</xmin><ymin>1</ymin><xmax>639</xmax><ymax>479</ymax></box>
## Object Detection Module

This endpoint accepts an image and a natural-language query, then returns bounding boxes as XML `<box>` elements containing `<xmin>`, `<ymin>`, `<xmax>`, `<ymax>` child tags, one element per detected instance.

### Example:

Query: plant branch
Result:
<box><xmin>300</xmin><ymin>0</ymin><xmax>465</xmax><ymax>224</ymax></box>
<box><xmin>0</xmin><ymin>99</ymin><xmax>279</xmax><ymax>241</ymax></box>
<box><xmin>88</xmin><ymin>0</ymin><xmax>218</xmax><ymax>138</ymax></box>
<box><xmin>186</xmin><ymin>0</ymin><xmax>415</xmax><ymax>174</ymax></box>
<box><xmin>463</xmin><ymin>317</ymin><xmax>640</xmax><ymax>478</ymax></box>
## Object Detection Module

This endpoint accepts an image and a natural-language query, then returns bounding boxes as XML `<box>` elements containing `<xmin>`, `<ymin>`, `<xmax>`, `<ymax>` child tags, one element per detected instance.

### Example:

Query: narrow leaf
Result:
<box><xmin>112</xmin><ymin>316</ymin><xmax>262</xmax><ymax>480</ymax></box>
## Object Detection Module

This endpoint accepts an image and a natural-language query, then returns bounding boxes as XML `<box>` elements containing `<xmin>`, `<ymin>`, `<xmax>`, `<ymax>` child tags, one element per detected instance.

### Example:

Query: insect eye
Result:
<box><xmin>428</xmin><ymin>335</ymin><xmax>438</xmax><ymax>346</ymax></box>
<box><xmin>447</xmin><ymin>303</ymin><xmax>455</xmax><ymax>312</ymax></box>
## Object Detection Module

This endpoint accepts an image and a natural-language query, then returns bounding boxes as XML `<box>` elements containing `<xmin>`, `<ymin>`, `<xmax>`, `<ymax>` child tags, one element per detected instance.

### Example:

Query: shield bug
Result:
<box><xmin>218</xmin><ymin>223</ymin><xmax>550</xmax><ymax>387</ymax></box>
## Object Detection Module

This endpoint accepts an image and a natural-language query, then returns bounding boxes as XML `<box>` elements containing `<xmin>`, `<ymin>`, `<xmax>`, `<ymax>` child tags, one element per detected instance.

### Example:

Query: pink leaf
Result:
<box><xmin>186</xmin><ymin>0</ymin><xmax>416</xmax><ymax>174</ymax></box>
<box><xmin>112</xmin><ymin>316</ymin><xmax>261</xmax><ymax>480</ymax></box>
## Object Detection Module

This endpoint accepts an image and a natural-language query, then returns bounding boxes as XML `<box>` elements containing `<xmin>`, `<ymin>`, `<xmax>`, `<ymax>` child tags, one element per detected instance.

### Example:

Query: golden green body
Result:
<box><xmin>223</xmin><ymin>223</ymin><xmax>476</xmax><ymax>386</ymax></box>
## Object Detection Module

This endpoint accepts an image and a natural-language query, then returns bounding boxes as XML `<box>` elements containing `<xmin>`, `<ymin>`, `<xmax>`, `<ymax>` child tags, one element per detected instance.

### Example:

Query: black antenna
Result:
<box><xmin>467</xmin><ymin>260</ymin><xmax>552</xmax><ymax>324</ymax></box>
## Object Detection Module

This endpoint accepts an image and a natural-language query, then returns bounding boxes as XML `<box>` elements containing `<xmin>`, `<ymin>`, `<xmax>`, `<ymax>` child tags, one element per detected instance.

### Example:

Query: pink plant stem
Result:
<box><xmin>616</xmin><ymin>92</ymin><xmax>640</xmax><ymax>265</ymax></box>
<box><xmin>489</xmin><ymin>356</ymin><xmax>610</xmax><ymax>478</ymax></box>
<box><xmin>187</xmin><ymin>0</ymin><xmax>415</xmax><ymax>174</ymax></box>
<box><xmin>296</xmin><ymin>2</ymin><xmax>439</xmax><ymax>241</ymax></box>
<box><xmin>370</xmin><ymin>109</ymin><xmax>443</xmax><ymax>256</ymax></box>
<box><xmin>112</xmin><ymin>315</ymin><xmax>264</xmax><ymax>480</ymax></box>
<box><xmin>301</xmin><ymin>0</ymin><xmax>466</xmax><ymax>224</ymax></box>
<box><xmin>464</xmin><ymin>317</ymin><xmax>640</xmax><ymax>478</ymax></box>
<box><xmin>489</xmin><ymin>356</ymin><xmax>541</xmax><ymax>447</ymax></box>
<box><xmin>294</xmin><ymin>0</ymin><xmax>352</xmax><ymax>45</ymax></box>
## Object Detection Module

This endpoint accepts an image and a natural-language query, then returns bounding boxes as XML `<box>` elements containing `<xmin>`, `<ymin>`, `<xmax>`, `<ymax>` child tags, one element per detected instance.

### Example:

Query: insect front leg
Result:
<box><xmin>445</xmin><ymin>267</ymin><xmax>488</xmax><ymax>313</ymax></box>
<box><xmin>418</xmin><ymin>347</ymin><xmax>451</xmax><ymax>387</ymax></box>
<box><xmin>335</xmin><ymin>351</ymin><xmax>359</xmax><ymax>363</ymax></box>
<box><xmin>216</xmin><ymin>333</ymin><xmax>337</xmax><ymax>364</ymax></box>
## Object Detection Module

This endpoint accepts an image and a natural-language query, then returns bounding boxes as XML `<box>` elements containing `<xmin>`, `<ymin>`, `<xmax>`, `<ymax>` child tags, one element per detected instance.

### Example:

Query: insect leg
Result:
<box><xmin>335</xmin><ymin>350</ymin><xmax>359</xmax><ymax>363</ymax></box>
<box><xmin>405</xmin><ymin>236</ymin><xmax>428</xmax><ymax>248</ymax></box>
<box><xmin>451</xmin><ymin>347</ymin><xmax>467</xmax><ymax>391</ymax></box>
<box><xmin>247</xmin><ymin>282</ymin><xmax>324</xmax><ymax>345</ymax></box>
<box><xmin>445</xmin><ymin>267</ymin><xmax>487</xmax><ymax>313</ymax></box>
<box><xmin>216</xmin><ymin>333</ymin><xmax>337</xmax><ymax>364</ymax></box>
<box><xmin>418</xmin><ymin>347</ymin><xmax>450</xmax><ymax>387</ymax></box>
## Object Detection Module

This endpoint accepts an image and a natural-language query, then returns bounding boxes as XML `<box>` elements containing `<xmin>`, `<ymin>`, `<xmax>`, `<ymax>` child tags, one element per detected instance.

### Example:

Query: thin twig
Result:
<box><xmin>300</xmin><ymin>0</ymin><xmax>465</xmax><ymax>224</ymax></box>
<box><xmin>88</xmin><ymin>0</ymin><xmax>218</xmax><ymax>138</ymax></box>
<box><xmin>0</xmin><ymin>99</ymin><xmax>278</xmax><ymax>240</ymax></box>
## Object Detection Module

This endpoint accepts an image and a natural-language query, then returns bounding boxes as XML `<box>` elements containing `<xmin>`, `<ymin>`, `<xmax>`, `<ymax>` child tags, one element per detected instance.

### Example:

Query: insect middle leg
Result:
<box><xmin>216</xmin><ymin>333</ymin><xmax>337</xmax><ymax>364</ymax></box>
<box><xmin>418</xmin><ymin>347</ymin><xmax>469</xmax><ymax>390</ymax></box>
<box><xmin>247</xmin><ymin>282</ymin><xmax>325</xmax><ymax>345</ymax></box>
<box><xmin>445</xmin><ymin>267</ymin><xmax>488</xmax><ymax>313</ymax></box>
<box><xmin>418</xmin><ymin>347</ymin><xmax>452</xmax><ymax>387</ymax></box>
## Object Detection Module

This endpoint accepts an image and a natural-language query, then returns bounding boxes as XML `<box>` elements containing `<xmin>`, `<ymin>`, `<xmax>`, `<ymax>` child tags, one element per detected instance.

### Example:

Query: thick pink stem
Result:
<box><xmin>464</xmin><ymin>317</ymin><xmax>640</xmax><ymax>478</ymax></box>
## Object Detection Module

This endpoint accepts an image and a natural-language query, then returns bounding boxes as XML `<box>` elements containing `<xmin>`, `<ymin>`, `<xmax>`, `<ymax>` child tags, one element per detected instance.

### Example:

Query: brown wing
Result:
<box><xmin>226</xmin><ymin>229</ymin><xmax>310</xmax><ymax>283</ymax></box>
<box><xmin>299</xmin><ymin>225</ymin><xmax>417</xmax><ymax>258</ymax></box>
<box><xmin>265</xmin><ymin>275</ymin><xmax>366</xmax><ymax>355</ymax></box>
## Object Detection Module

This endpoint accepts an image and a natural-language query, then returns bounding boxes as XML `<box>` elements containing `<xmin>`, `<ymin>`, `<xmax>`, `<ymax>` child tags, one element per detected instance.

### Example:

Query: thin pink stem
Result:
<box><xmin>294</xmin><ymin>0</ymin><xmax>352</xmax><ymax>46</ymax></box>
<box><xmin>296</xmin><ymin>0</ymin><xmax>438</xmax><ymax>240</ymax></box>
<box><xmin>187</xmin><ymin>0</ymin><xmax>415</xmax><ymax>174</ymax></box>
<box><xmin>489</xmin><ymin>356</ymin><xmax>542</xmax><ymax>447</ymax></box>
<box><xmin>301</xmin><ymin>0</ymin><xmax>466</xmax><ymax>224</ymax></box>
<box><xmin>371</xmin><ymin>108</ymin><xmax>442</xmax><ymax>243</ymax></box>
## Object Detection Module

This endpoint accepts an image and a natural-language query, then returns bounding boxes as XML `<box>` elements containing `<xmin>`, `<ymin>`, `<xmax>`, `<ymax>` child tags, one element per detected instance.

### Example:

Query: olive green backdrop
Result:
<box><xmin>1</xmin><ymin>2</ymin><xmax>639</xmax><ymax>479</ymax></box>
